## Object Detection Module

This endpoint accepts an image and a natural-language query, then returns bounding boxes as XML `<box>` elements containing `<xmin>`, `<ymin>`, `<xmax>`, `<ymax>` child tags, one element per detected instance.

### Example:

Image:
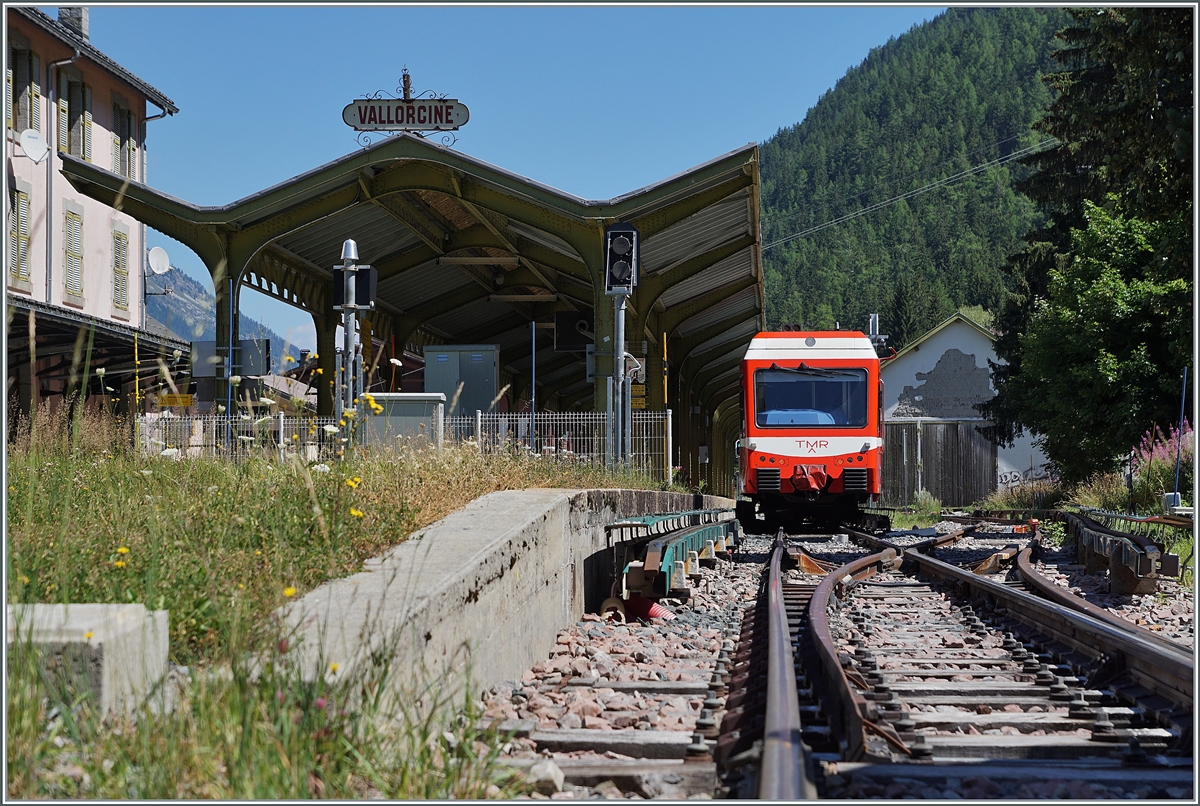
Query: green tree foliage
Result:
<box><xmin>1017</xmin><ymin>201</ymin><xmax>1189</xmax><ymax>481</ymax></box>
<box><xmin>984</xmin><ymin>7</ymin><xmax>1193</xmax><ymax>482</ymax></box>
<box><xmin>759</xmin><ymin>7</ymin><xmax>1070</xmax><ymax>348</ymax></box>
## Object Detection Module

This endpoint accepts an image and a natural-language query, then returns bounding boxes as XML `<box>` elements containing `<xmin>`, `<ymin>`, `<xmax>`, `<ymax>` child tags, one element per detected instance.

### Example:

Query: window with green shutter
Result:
<box><xmin>112</xmin><ymin>230</ymin><xmax>129</xmax><ymax>309</ymax></box>
<box><xmin>64</xmin><ymin>210</ymin><xmax>83</xmax><ymax>296</ymax></box>
<box><xmin>8</xmin><ymin>45</ymin><xmax>40</xmax><ymax>132</ymax></box>
<box><xmin>111</xmin><ymin>97</ymin><xmax>136</xmax><ymax>179</ymax></box>
<box><xmin>57</xmin><ymin>69</ymin><xmax>89</xmax><ymax>159</ymax></box>
<box><xmin>9</xmin><ymin>189</ymin><xmax>30</xmax><ymax>280</ymax></box>
<box><xmin>82</xmin><ymin>83</ymin><xmax>92</xmax><ymax>162</ymax></box>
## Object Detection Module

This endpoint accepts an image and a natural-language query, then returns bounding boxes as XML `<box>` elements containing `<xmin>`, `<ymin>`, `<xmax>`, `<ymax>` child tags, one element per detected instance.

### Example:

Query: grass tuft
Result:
<box><xmin>7</xmin><ymin>404</ymin><xmax>669</xmax><ymax>797</ymax></box>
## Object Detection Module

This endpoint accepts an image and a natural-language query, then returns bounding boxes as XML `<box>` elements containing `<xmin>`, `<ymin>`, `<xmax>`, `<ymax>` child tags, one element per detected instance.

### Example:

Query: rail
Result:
<box><xmin>1014</xmin><ymin>545</ymin><xmax>1185</xmax><ymax>652</ymax></box>
<box><xmin>901</xmin><ymin>549</ymin><xmax>1193</xmax><ymax>711</ymax></box>
<box><xmin>807</xmin><ymin>547</ymin><xmax>901</xmax><ymax>761</ymax></box>
<box><xmin>758</xmin><ymin>533</ymin><xmax>816</xmax><ymax>799</ymax></box>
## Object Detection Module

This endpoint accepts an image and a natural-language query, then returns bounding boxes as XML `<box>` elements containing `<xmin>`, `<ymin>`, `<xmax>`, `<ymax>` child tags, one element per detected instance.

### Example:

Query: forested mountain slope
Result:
<box><xmin>760</xmin><ymin>7</ymin><xmax>1071</xmax><ymax>348</ymax></box>
<box><xmin>146</xmin><ymin>268</ymin><xmax>289</xmax><ymax>373</ymax></box>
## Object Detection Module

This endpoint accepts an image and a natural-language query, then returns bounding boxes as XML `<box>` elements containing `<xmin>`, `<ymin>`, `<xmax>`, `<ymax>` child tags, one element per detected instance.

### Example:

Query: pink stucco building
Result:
<box><xmin>6</xmin><ymin>6</ymin><xmax>182</xmax><ymax>413</ymax></box>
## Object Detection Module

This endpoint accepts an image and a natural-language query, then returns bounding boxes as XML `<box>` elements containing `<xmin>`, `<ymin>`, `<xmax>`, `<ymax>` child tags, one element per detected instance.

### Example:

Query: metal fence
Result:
<box><xmin>138</xmin><ymin>409</ymin><xmax>671</xmax><ymax>479</ymax></box>
<box><xmin>137</xmin><ymin>413</ymin><xmax>346</xmax><ymax>462</ymax></box>
<box><xmin>444</xmin><ymin>410</ymin><xmax>671</xmax><ymax>481</ymax></box>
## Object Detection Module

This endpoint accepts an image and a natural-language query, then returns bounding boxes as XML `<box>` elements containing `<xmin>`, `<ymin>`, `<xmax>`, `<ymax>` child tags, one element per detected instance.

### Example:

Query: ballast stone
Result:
<box><xmin>6</xmin><ymin>603</ymin><xmax>169</xmax><ymax>714</ymax></box>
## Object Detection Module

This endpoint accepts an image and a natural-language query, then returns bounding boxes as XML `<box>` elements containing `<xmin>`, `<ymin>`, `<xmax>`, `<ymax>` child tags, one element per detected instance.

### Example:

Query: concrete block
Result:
<box><xmin>6</xmin><ymin>603</ymin><xmax>169</xmax><ymax>714</ymax></box>
<box><xmin>279</xmin><ymin>488</ymin><xmax>732</xmax><ymax>702</ymax></box>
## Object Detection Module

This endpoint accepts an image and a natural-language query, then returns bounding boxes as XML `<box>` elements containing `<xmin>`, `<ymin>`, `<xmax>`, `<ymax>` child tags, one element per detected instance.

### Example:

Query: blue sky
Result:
<box><xmin>71</xmin><ymin>4</ymin><xmax>945</xmax><ymax>351</ymax></box>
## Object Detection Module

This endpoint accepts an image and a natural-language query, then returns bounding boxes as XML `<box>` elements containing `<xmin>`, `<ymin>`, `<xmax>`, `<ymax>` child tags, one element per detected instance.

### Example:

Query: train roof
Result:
<box><xmin>744</xmin><ymin>331</ymin><xmax>878</xmax><ymax>361</ymax></box>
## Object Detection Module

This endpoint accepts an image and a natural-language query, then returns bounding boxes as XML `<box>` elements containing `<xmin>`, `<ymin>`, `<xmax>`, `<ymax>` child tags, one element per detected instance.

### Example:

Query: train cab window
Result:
<box><xmin>754</xmin><ymin>366</ymin><xmax>868</xmax><ymax>428</ymax></box>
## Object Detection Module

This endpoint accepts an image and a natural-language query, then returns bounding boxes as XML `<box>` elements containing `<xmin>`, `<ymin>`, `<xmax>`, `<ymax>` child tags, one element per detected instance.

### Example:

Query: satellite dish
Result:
<box><xmin>148</xmin><ymin>246</ymin><xmax>171</xmax><ymax>275</ymax></box>
<box><xmin>18</xmin><ymin>129</ymin><xmax>48</xmax><ymax>164</ymax></box>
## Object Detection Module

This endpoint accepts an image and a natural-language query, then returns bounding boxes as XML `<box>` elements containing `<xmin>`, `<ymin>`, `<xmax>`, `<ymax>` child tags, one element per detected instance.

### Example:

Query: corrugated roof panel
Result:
<box><xmin>677</xmin><ymin>285</ymin><xmax>760</xmax><ymax>339</ymax></box>
<box><xmin>425</xmin><ymin>297</ymin><xmax>510</xmax><ymax>335</ymax></box>
<box><xmin>640</xmin><ymin>190</ymin><xmax>751</xmax><ymax>276</ymax></box>
<box><xmin>658</xmin><ymin>249</ymin><xmax>753</xmax><ymax>309</ymax></box>
<box><xmin>275</xmin><ymin>205</ymin><xmax>422</xmax><ymax>270</ymax></box>
<box><xmin>377</xmin><ymin>263</ymin><xmax>476</xmax><ymax>312</ymax></box>
<box><xmin>689</xmin><ymin>318</ymin><xmax>761</xmax><ymax>358</ymax></box>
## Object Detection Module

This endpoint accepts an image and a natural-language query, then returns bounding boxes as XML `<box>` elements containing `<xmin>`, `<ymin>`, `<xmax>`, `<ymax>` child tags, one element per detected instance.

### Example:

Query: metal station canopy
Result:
<box><xmin>58</xmin><ymin>133</ymin><xmax>763</xmax><ymax>474</ymax></box>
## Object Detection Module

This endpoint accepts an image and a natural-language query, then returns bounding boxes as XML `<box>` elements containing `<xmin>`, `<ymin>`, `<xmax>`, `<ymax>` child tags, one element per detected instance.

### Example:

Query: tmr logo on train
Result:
<box><xmin>797</xmin><ymin>439</ymin><xmax>830</xmax><ymax>452</ymax></box>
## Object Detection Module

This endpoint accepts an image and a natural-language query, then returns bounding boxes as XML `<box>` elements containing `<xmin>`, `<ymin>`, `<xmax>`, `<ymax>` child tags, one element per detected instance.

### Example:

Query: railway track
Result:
<box><xmin>728</xmin><ymin>517</ymin><xmax>1194</xmax><ymax>798</ymax></box>
<box><xmin>488</xmin><ymin>510</ymin><xmax>1190</xmax><ymax>798</ymax></box>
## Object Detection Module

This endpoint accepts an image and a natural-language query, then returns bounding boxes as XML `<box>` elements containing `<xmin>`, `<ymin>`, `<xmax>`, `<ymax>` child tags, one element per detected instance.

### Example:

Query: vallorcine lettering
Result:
<box><xmin>342</xmin><ymin>99</ymin><xmax>469</xmax><ymax>132</ymax></box>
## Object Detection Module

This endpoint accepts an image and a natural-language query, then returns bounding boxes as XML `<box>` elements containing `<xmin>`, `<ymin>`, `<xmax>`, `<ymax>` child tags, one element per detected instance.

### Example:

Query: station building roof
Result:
<box><xmin>58</xmin><ymin>132</ymin><xmax>764</xmax><ymax>419</ymax></box>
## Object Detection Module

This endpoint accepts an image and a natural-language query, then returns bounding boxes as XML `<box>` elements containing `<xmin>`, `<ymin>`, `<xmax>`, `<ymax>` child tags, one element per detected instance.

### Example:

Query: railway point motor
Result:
<box><xmin>737</xmin><ymin>329</ymin><xmax>884</xmax><ymax>532</ymax></box>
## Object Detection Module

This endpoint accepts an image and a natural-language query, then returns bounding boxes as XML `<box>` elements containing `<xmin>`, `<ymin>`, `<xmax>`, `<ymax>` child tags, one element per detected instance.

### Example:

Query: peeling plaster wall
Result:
<box><xmin>883</xmin><ymin>319</ymin><xmax>1050</xmax><ymax>490</ymax></box>
<box><xmin>894</xmin><ymin>348</ymin><xmax>993</xmax><ymax>419</ymax></box>
<box><xmin>883</xmin><ymin>322</ymin><xmax>996</xmax><ymax>418</ymax></box>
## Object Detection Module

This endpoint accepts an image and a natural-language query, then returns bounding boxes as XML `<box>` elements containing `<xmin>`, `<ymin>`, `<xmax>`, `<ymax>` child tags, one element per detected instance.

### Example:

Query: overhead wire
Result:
<box><xmin>762</xmin><ymin>137</ymin><xmax>1059</xmax><ymax>251</ymax></box>
<box><xmin>760</xmin><ymin>132</ymin><xmax>1029</xmax><ymax>228</ymax></box>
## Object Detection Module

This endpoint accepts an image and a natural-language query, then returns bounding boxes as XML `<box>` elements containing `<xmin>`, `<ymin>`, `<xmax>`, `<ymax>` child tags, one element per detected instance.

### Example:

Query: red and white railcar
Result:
<box><xmin>737</xmin><ymin>330</ymin><xmax>883</xmax><ymax>530</ymax></box>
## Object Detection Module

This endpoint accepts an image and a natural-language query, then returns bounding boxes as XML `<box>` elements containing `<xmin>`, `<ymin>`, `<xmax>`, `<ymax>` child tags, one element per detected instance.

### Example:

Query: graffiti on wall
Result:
<box><xmin>998</xmin><ymin>466</ymin><xmax>1052</xmax><ymax>487</ymax></box>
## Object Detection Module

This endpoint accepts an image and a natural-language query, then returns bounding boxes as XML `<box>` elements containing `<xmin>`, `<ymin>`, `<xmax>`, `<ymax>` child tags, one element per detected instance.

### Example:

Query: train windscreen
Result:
<box><xmin>754</xmin><ymin>366</ymin><xmax>868</xmax><ymax>427</ymax></box>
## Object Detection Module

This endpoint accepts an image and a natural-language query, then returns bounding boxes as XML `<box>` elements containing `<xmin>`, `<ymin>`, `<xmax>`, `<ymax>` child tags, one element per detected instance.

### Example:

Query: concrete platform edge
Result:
<box><xmin>278</xmin><ymin>488</ymin><xmax>732</xmax><ymax>697</ymax></box>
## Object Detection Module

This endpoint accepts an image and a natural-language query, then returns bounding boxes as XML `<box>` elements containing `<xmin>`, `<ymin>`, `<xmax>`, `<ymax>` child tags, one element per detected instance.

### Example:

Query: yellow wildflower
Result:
<box><xmin>283</xmin><ymin>586</ymin><xmax>297</xmax><ymax>598</ymax></box>
<box><xmin>339</xmin><ymin>419</ymin><xmax>347</xmax><ymax>427</ymax></box>
<box><xmin>113</xmin><ymin>560</ymin><xmax>127</xmax><ymax>568</ymax></box>
<box><xmin>83</xmin><ymin>631</ymin><xmax>93</xmax><ymax>640</ymax></box>
<box><xmin>292</xmin><ymin>434</ymin><xmax>299</xmax><ymax>441</ymax></box>
<box><xmin>117</xmin><ymin>546</ymin><xmax>130</xmax><ymax>555</ymax></box>
<box><xmin>349</xmin><ymin>507</ymin><xmax>364</xmax><ymax>518</ymax></box>
<box><xmin>284</xmin><ymin>355</ymin><xmax>295</xmax><ymax>363</ymax></box>
<box><xmin>238</xmin><ymin>583</ymin><xmax>245</xmax><ymax>590</ymax></box>
<box><xmin>19</xmin><ymin>575</ymin><xmax>29</xmax><ymax>584</ymax></box>
<box><xmin>311</xmin><ymin>353</ymin><xmax>319</xmax><ymax>360</ymax></box>
<box><xmin>329</xmin><ymin>663</ymin><xmax>340</xmax><ymax>674</ymax></box>
<box><xmin>314</xmin><ymin>368</ymin><xmax>323</xmax><ymax>375</ymax></box>
<box><xmin>344</xmin><ymin>478</ymin><xmax>359</xmax><ymax>489</ymax></box>
<box><xmin>255</xmin><ymin>550</ymin><xmax>262</xmax><ymax>556</ymax></box>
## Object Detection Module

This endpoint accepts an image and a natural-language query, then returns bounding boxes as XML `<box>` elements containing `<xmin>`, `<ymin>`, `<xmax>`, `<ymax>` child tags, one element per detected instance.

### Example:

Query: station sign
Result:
<box><xmin>158</xmin><ymin>393</ymin><xmax>193</xmax><ymax>407</ymax></box>
<box><xmin>342</xmin><ymin>99</ymin><xmax>469</xmax><ymax>131</ymax></box>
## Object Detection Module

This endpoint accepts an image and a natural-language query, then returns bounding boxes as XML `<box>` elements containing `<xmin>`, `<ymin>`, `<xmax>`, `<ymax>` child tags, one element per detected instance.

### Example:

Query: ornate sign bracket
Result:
<box><xmin>346</xmin><ymin>68</ymin><xmax>465</xmax><ymax>149</ymax></box>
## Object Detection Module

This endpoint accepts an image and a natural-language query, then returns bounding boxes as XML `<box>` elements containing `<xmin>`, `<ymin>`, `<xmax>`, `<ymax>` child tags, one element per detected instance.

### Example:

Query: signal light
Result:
<box><xmin>604</xmin><ymin>223</ymin><xmax>639</xmax><ymax>295</ymax></box>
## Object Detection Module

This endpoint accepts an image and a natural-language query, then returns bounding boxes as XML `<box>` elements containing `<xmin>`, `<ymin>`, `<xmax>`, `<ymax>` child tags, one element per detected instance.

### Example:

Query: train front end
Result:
<box><xmin>737</xmin><ymin>331</ymin><xmax>883</xmax><ymax>531</ymax></box>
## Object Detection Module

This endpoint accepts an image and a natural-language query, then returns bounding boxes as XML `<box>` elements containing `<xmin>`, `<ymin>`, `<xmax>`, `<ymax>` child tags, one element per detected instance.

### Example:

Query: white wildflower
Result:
<box><xmin>216</xmin><ymin>405</ymin><xmax>227</xmax><ymax>414</ymax></box>
<box><xmin>259</xmin><ymin>397</ymin><xmax>276</xmax><ymax>406</ymax></box>
<box><xmin>230</xmin><ymin>375</ymin><xmax>242</xmax><ymax>385</ymax></box>
<box><xmin>206</xmin><ymin>485</ymin><xmax>219</xmax><ymax>494</ymax></box>
<box><xmin>254</xmin><ymin>416</ymin><xmax>272</xmax><ymax>425</ymax></box>
<box><xmin>96</xmin><ymin>367</ymin><xmax>106</xmax><ymax>378</ymax></box>
<box><xmin>389</xmin><ymin>358</ymin><xmax>402</xmax><ymax>367</ymax></box>
<box><xmin>311</xmin><ymin>463</ymin><xmax>331</xmax><ymax>473</ymax></box>
<box><xmin>323</xmin><ymin>424</ymin><xmax>339</xmax><ymax>434</ymax></box>
<box><xmin>160</xmin><ymin>448</ymin><xmax>180</xmax><ymax>458</ymax></box>
<box><xmin>237</xmin><ymin>435</ymin><xmax>254</xmax><ymax>442</ymax></box>
<box><xmin>140</xmin><ymin>470</ymin><xmax>153</xmax><ymax>476</ymax></box>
